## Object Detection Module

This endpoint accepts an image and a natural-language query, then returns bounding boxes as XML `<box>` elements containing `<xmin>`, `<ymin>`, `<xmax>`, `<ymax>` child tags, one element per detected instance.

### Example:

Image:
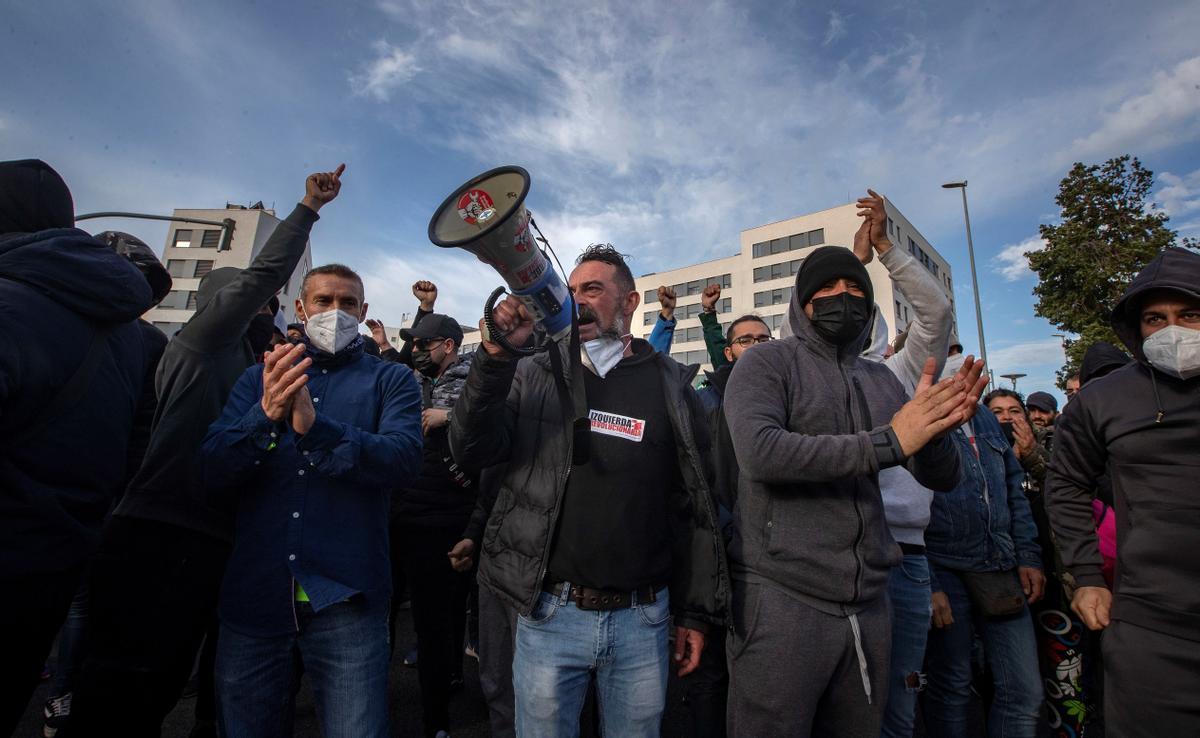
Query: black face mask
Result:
<box><xmin>246</xmin><ymin>313</ymin><xmax>277</xmax><ymax>356</ymax></box>
<box><xmin>998</xmin><ymin>421</ymin><xmax>1016</xmax><ymax>447</ymax></box>
<box><xmin>809</xmin><ymin>292</ymin><xmax>871</xmax><ymax>346</ymax></box>
<box><xmin>412</xmin><ymin>348</ymin><xmax>441</xmax><ymax>378</ymax></box>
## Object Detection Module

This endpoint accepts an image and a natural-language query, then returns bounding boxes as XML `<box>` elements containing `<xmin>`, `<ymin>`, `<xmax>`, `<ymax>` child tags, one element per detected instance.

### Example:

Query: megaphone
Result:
<box><xmin>429</xmin><ymin>166</ymin><xmax>572</xmax><ymax>355</ymax></box>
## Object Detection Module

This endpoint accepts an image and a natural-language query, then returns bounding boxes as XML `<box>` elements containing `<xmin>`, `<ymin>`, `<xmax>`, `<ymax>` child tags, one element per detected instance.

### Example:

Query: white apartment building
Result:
<box><xmin>633</xmin><ymin>201</ymin><xmax>956</xmax><ymax>370</ymax></box>
<box><xmin>144</xmin><ymin>203</ymin><xmax>313</xmax><ymax>336</ymax></box>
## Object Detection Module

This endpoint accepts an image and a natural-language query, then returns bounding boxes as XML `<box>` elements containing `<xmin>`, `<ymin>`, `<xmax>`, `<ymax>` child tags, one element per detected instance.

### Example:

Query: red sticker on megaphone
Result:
<box><xmin>457</xmin><ymin>189</ymin><xmax>495</xmax><ymax>225</ymax></box>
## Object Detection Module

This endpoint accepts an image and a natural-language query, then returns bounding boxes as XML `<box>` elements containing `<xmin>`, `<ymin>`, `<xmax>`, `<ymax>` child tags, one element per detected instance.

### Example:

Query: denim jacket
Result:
<box><xmin>925</xmin><ymin>407</ymin><xmax>1042</xmax><ymax>590</ymax></box>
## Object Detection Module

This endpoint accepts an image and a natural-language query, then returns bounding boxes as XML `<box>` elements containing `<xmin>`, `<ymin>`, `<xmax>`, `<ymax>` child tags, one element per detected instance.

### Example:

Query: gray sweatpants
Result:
<box><xmin>478</xmin><ymin>583</ymin><xmax>518</xmax><ymax>738</ymax></box>
<box><xmin>726</xmin><ymin>580</ymin><xmax>891</xmax><ymax>737</ymax></box>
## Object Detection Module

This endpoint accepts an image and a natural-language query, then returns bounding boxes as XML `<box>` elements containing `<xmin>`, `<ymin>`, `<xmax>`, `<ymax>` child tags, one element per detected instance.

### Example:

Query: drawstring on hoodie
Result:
<box><xmin>848</xmin><ymin>612</ymin><xmax>872</xmax><ymax>704</ymax></box>
<box><xmin>1149</xmin><ymin>370</ymin><xmax>1166</xmax><ymax>423</ymax></box>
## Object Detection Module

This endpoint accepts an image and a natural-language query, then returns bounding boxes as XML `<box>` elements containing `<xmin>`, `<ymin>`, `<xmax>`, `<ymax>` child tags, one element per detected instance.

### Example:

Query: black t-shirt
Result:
<box><xmin>547</xmin><ymin>344</ymin><xmax>680</xmax><ymax>591</ymax></box>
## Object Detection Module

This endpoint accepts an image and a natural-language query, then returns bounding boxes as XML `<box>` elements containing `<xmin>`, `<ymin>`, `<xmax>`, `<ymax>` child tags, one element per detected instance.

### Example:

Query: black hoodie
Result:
<box><xmin>1078</xmin><ymin>341</ymin><xmax>1131</xmax><ymax>385</ymax></box>
<box><xmin>0</xmin><ymin>159</ymin><xmax>159</xmax><ymax>574</ymax></box>
<box><xmin>114</xmin><ymin>205</ymin><xmax>319</xmax><ymax>541</ymax></box>
<box><xmin>1045</xmin><ymin>246</ymin><xmax>1200</xmax><ymax>642</ymax></box>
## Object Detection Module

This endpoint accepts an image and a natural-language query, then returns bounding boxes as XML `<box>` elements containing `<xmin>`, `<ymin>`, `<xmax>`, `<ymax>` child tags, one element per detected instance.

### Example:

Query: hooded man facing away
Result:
<box><xmin>724</xmin><ymin>242</ymin><xmax>986</xmax><ymax>737</ymax></box>
<box><xmin>70</xmin><ymin>164</ymin><xmax>346</xmax><ymax>734</ymax></box>
<box><xmin>1046</xmin><ymin>246</ymin><xmax>1200</xmax><ymax>736</ymax></box>
<box><xmin>0</xmin><ymin>159</ymin><xmax>159</xmax><ymax>731</ymax></box>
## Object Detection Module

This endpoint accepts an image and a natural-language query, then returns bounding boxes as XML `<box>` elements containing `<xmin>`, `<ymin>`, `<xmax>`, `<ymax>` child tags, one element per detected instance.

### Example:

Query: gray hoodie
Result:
<box><xmin>860</xmin><ymin>246</ymin><xmax>954</xmax><ymax>546</ymax></box>
<box><xmin>725</xmin><ymin>274</ymin><xmax>961</xmax><ymax>610</ymax></box>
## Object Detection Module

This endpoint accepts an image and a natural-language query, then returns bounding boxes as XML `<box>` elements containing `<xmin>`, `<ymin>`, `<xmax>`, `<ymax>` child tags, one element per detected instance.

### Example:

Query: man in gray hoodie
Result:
<box><xmin>724</xmin><ymin>240</ymin><xmax>985</xmax><ymax>736</ymax></box>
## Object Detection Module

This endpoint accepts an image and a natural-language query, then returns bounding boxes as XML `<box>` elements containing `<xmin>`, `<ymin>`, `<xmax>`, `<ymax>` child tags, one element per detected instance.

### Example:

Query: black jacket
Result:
<box><xmin>392</xmin><ymin>354</ymin><xmax>477</xmax><ymax>527</ymax></box>
<box><xmin>0</xmin><ymin>228</ymin><xmax>158</xmax><ymax>574</ymax></box>
<box><xmin>1046</xmin><ymin>247</ymin><xmax>1200</xmax><ymax>642</ymax></box>
<box><xmin>114</xmin><ymin>204</ymin><xmax>319</xmax><ymax>541</ymax></box>
<box><xmin>448</xmin><ymin>341</ymin><xmax>728</xmax><ymax>630</ymax></box>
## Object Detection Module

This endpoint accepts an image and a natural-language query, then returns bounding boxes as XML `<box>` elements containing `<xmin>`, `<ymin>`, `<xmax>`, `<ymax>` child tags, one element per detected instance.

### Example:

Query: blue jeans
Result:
<box><xmin>514</xmin><ymin>584</ymin><xmax>670</xmax><ymax>738</ymax></box>
<box><xmin>880</xmin><ymin>554</ymin><xmax>932</xmax><ymax>738</ymax></box>
<box><xmin>215</xmin><ymin>600</ymin><xmax>390</xmax><ymax>738</ymax></box>
<box><xmin>923</xmin><ymin>565</ymin><xmax>1041</xmax><ymax>738</ymax></box>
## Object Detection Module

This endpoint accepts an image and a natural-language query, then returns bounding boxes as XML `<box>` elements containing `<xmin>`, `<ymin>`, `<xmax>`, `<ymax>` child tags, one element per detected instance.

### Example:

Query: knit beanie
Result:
<box><xmin>794</xmin><ymin>246</ymin><xmax>873</xmax><ymax>307</ymax></box>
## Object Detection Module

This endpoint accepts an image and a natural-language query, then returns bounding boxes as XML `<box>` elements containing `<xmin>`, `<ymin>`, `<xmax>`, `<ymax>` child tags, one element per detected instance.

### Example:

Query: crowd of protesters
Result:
<box><xmin>1</xmin><ymin>159</ymin><xmax>1197</xmax><ymax>738</ymax></box>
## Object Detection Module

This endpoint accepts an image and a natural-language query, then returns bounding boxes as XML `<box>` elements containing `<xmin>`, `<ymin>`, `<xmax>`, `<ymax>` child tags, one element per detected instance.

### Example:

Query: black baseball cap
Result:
<box><xmin>1026</xmin><ymin>391</ymin><xmax>1058</xmax><ymax>413</ymax></box>
<box><xmin>400</xmin><ymin>313</ymin><xmax>464</xmax><ymax>346</ymax></box>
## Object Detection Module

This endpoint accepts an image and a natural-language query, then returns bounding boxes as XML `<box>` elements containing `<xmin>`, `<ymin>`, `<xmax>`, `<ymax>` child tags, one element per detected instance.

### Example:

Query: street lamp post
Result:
<box><xmin>75</xmin><ymin>211</ymin><xmax>237</xmax><ymax>251</ymax></box>
<box><xmin>942</xmin><ymin>181</ymin><xmax>989</xmax><ymax>376</ymax></box>
<box><xmin>1000</xmin><ymin>372</ymin><xmax>1027</xmax><ymax>391</ymax></box>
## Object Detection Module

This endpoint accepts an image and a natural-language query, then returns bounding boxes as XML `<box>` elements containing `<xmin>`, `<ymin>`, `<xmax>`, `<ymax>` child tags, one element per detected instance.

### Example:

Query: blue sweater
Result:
<box><xmin>202</xmin><ymin>342</ymin><xmax>423</xmax><ymax>637</ymax></box>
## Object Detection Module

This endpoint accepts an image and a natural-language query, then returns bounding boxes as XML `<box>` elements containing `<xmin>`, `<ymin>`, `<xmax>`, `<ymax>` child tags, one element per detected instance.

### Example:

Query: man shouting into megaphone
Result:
<box><xmin>448</xmin><ymin>243</ymin><xmax>727</xmax><ymax>737</ymax></box>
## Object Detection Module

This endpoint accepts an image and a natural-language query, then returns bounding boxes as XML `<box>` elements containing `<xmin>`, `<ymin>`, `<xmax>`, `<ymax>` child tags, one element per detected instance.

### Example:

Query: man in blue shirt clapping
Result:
<box><xmin>202</xmin><ymin>263</ymin><xmax>423</xmax><ymax>738</ymax></box>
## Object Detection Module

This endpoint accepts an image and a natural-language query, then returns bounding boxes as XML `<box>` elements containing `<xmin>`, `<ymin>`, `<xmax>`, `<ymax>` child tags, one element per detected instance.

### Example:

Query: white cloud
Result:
<box><xmin>350</xmin><ymin>42</ymin><xmax>419</xmax><ymax>101</ymax></box>
<box><xmin>1070</xmin><ymin>55</ymin><xmax>1200</xmax><ymax>158</ymax></box>
<box><xmin>823</xmin><ymin>10</ymin><xmax>846</xmax><ymax>46</ymax></box>
<box><xmin>991</xmin><ymin>236</ymin><xmax>1046</xmax><ymax>282</ymax></box>
<box><xmin>359</xmin><ymin>249</ymin><xmax>500</xmax><ymax>329</ymax></box>
<box><xmin>987</xmin><ymin>338</ymin><xmax>1065</xmax><ymax>373</ymax></box>
<box><xmin>1156</xmin><ymin>168</ymin><xmax>1200</xmax><ymax>224</ymax></box>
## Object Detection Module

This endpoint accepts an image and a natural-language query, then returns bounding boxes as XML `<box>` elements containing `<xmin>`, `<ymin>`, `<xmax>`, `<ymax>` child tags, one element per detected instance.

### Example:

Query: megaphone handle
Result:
<box><xmin>483</xmin><ymin>286</ymin><xmax>539</xmax><ymax>357</ymax></box>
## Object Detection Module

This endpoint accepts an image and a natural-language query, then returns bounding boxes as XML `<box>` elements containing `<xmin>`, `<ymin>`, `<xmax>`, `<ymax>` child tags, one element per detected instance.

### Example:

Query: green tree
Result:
<box><xmin>1028</xmin><ymin>156</ymin><xmax>1177</xmax><ymax>384</ymax></box>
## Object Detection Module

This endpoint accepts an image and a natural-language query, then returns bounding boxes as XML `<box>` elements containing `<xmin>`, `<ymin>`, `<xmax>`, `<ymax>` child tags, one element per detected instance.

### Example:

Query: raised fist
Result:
<box><xmin>413</xmin><ymin>281</ymin><xmax>438</xmax><ymax>311</ymax></box>
<box><xmin>302</xmin><ymin>164</ymin><xmax>345</xmax><ymax>212</ymax></box>
<box><xmin>657</xmin><ymin>285</ymin><xmax>677</xmax><ymax>319</ymax></box>
<box><xmin>701</xmin><ymin>283</ymin><xmax>722</xmax><ymax>313</ymax></box>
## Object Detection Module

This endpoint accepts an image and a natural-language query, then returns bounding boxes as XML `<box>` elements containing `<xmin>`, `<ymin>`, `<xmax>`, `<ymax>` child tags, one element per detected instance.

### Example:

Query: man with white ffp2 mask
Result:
<box><xmin>1046</xmin><ymin>246</ymin><xmax>1200</xmax><ymax>736</ymax></box>
<box><xmin>202</xmin><ymin>263</ymin><xmax>423</xmax><ymax>736</ymax></box>
<box><xmin>447</xmin><ymin>243</ymin><xmax>726</xmax><ymax>738</ymax></box>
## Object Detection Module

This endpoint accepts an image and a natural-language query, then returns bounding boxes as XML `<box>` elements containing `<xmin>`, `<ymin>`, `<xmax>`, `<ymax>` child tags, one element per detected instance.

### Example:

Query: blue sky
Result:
<box><xmin>4</xmin><ymin>0</ymin><xmax>1199</xmax><ymax>403</ymax></box>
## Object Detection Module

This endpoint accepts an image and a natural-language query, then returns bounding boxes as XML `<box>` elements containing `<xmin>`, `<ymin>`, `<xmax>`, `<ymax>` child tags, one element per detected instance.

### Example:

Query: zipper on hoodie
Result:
<box><xmin>839</xmin><ymin>366</ymin><xmax>865</xmax><ymax>603</ymax></box>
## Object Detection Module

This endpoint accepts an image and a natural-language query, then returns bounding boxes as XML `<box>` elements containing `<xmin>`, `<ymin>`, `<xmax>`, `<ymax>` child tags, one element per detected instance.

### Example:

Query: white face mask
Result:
<box><xmin>581</xmin><ymin>334</ymin><xmax>631</xmax><ymax>378</ymax></box>
<box><xmin>302</xmin><ymin>307</ymin><xmax>361</xmax><ymax>355</ymax></box>
<box><xmin>1142</xmin><ymin>325</ymin><xmax>1200</xmax><ymax>380</ymax></box>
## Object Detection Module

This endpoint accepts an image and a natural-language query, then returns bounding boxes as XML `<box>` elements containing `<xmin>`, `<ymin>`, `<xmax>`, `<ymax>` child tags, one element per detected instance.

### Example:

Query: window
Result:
<box><xmin>644</xmin><ymin>273</ymin><xmax>729</xmax><ymax>303</ymax></box>
<box><xmin>166</xmin><ymin>259</ymin><xmax>188</xmax><ymax>278</ymax></box>
<box><xmin>173</xmin><ymin>229</ymin><xmax>193</xmax><ymax>248</ymax></box>
<box><xmin>753</xmin><ymin>286</ymin><xmax>793</xmax><ymax>308</ymax></box>
<box><xmin>160</xmin><ymin>289</ymin><xmax>190</xmax><ymax>309</ymax></box>
<box><xmin>644</xmin><ymin>311</ymin><xmax>658</xmax><ymax>326</ymax></box>
<box><xmin>752</xmin><ymin>257</ymin><xmax>804</xmax><ymax>283</ymax></box>
<box><xmin>670</xmin><ymin>349</ymin><xmax>709</xmax><ymax>365</ymax></box>
<box><xmin>186</xmin><ymin>291</ymin><xmax>198</xmax><ymax>310</ymax></box>
<box><xmin>895</xmin><ymin>300</ymin><xmax>903</xmax><ymax>324</ymax></box>
<box><xmin>752</xmin><ymin>228</ymin><xmax>826</xmax><ymax>259</ymax></box>
<box><xmin>194</xmin><ymin>260</ymin><xmax>214</xmax><ymax>278</ymax></box>
<box><xmin>200</xmin><ymin>230</ymin><xmax>220</xmax><ymax>248</ymax></box>
<box><xmin>887</xmin><ymin>217</ymin><xmax>894</xmax><ymax>235</ymax></box>
<box><xmin>765</xmin><ymin>313</ymin><xmax>787</xmax><ymax>332</ymax></box>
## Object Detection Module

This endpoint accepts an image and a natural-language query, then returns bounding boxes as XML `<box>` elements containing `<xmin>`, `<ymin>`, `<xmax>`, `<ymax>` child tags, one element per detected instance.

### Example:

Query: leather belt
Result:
<box><xmin>543</xmin><ymin>580</ymin><xmax>659</xmax><ymax>611</ymax></box>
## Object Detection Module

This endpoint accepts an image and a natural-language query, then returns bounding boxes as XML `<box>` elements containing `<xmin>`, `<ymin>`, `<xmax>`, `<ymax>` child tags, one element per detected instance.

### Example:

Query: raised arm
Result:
<box><xmin>699</xmin><ymin>284</ymin><xmax>729</xmax><ymax>370</ymax></box>
<box><xmin>182</xmin><ymin>165</ymin><xmax>344</xmax><ymax>352</ymax></box>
